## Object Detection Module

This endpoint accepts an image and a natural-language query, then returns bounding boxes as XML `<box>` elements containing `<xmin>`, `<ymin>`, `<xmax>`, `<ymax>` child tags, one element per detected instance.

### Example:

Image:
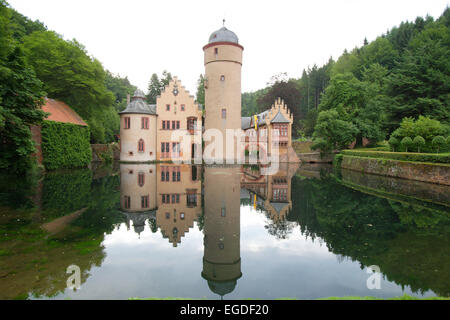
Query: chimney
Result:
<box><xmin>126</xmin><ymin>94</ymin><xmax>131</xmax><ymax>105</ymax></box>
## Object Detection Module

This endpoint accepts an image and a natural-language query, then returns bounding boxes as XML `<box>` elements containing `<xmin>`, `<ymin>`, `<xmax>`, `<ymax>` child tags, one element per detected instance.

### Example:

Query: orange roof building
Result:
<box><xmin>42</xmin><ymin>98</ymin><xmax>87</xmax><ymax>126</ymax></box>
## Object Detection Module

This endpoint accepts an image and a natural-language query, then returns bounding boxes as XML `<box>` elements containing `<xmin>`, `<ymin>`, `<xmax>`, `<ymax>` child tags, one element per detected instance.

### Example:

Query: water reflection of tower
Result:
<box><xmin>120</xmin><ymin>164</ymin><xmax>157</xmax><ymax>237</ymax></box>
<box><xmin>202</xmin><ymin>166</ymin><xmax>242</xmax><ymax>299</ymax></box>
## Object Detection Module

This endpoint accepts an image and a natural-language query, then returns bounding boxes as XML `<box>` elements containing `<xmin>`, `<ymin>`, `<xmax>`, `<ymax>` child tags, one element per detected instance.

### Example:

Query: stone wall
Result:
<box><xmin>297</xmin><ymin>152</ymin><xmax>336</xmax><ymax>163</ymax></box>
<box><xmin>341</xmin><ymin>168</ymin><xmax>450</xmax><ymax>206</ymax></box>
<box><xmin>341</xmin><ymin>155</ymin><xmax>450</xmax><ymax>186</ymax></box>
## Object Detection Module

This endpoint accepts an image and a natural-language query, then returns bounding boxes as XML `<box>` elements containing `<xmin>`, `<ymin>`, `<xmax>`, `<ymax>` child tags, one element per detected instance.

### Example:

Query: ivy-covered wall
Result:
<box><xmin>41</xmin><ymin>121</ymin><xmax>92</xmax><ymax>170</ymax></box>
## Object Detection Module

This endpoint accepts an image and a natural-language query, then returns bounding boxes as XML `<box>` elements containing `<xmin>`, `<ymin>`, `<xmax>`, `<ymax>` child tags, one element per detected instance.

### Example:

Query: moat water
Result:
<box><xmin>0</xmin><ymin>162</ymin><xmax>448</xmax><ymax>299</ymax></box>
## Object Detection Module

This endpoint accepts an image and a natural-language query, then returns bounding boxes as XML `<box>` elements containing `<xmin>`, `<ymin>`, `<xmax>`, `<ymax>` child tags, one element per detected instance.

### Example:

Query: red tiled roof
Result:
<box><xmin>42</xmin><ymin>98</ymin><xmax>88</xmax><ymax>126</ymax></box>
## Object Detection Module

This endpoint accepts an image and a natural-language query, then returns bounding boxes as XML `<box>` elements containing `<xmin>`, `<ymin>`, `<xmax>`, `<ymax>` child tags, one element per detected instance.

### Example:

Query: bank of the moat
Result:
<box><xmin>0</xmin><ymin>163</ymin><xmax>448</xmax><ymax>300</ymax></box>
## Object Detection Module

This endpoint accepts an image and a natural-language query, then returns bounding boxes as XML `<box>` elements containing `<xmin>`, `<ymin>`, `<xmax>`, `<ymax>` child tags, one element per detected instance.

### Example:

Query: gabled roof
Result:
<box><xmin>271</xmin><ymin>111</ymin><xmax>290</xmax><ymax>123</ymax></box>
<box><xmin>42</xmin><ymin>98</ymin><xmax>87</xmax><ymax>126</ymax></box>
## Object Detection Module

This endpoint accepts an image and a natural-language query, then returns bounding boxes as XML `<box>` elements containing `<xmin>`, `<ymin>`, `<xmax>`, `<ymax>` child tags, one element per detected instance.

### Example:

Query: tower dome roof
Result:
<box><xmin>133</xmin><ymin>89</ymin><xmax>146</xmax><ymax>99</ymax></box>
<box><xmin>208</xmin><ymin>26</ymin><xmax>239</xmax><ymax>44</ymax></box>
<box><xmin>207</xmin><ymin>280</ymin><xmax>237</xmax><ymax>297</ymax></box>
<box><xmin>119</xmin><ymin>89</ymin><xmax>156</xmax><ymax>115</ymax></box>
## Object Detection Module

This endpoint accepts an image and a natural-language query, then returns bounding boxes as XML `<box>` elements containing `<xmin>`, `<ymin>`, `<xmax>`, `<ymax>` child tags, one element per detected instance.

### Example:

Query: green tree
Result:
<box><xmin>317</xmin><ymin>72</ymin><xmax>386</xmax><ymax>146</ymax></box>
<box><xmin>146</xmin><ymin>70</ymin><xmax>173</xmax><ymax>104</ymax></box>
<box><xmin>413</xmin><ymin>136</ymin><xmax>425</xmax><ymax>153</ymax></box>
<box><xmin>432</xmin><ymin>136</ymin><xmax>445</xmax><ymax>153</ymax></box>
<box><xmin>385</xmin><ymin>15</ymin><xmax>450</xmax><ymax>131</ymax></box>
<box><xmin>0</xmin><ymin>0</ymin><xmax>47</xmax><ymax>172</ymax></box>
<box><xmin>105</xmin><ymin>71</ymin><xmax>136</xmax><ymax>112</ymax></box>
<box><xmin>311</xmin><ymin>110</ymin><xmax>358</xmax><ymax>152</ymax></box>
<box><xmin>257</xmin><ymin>79</ymin><xmax>303</xmax><ymax>134</ymax></box>
<box><xmin>160</xmin><ymin>70</ymin><xmax>172</xmax><ymax>88</ymax></box>
<box><xmin>388</xmin><ymin>136</ymin><xmax>400</xmax><ymax>152</ymax></box>
<box><xmin>146</xmin><ymin>73</ymin><xmax>160</xmax><ymax>104</ymax></box>
<box><xmin>401</xmin><ymin>137</ymin><xmax>413</xmax><ymax>152</ymax></box>
<box><xmin>196</xmin><ymin>74</ymin><xmax>205</xmax><ymax>107</ymax></box>
<box><xmin>21</xmin><ymin>31</ymin><xmax>116</xmax><ymax>143</ymax></box>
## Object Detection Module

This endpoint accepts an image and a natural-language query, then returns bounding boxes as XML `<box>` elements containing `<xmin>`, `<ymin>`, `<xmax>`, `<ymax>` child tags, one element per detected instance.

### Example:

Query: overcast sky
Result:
<box><xmin>7</xmin><ymin>0</ymin><xmax>450</xmax><ymax>94</ymax></box>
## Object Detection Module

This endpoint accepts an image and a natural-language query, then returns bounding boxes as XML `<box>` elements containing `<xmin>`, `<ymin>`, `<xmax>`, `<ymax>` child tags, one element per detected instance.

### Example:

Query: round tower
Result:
<box><xmin>119</xmin><ymin>89</ymin><xmax>157</xmax><ymax>162</ymax></box>
<box><xmin>203</xmin><ymin>25</ymin><xmax>244</xmax><ymax>162</ymax></box>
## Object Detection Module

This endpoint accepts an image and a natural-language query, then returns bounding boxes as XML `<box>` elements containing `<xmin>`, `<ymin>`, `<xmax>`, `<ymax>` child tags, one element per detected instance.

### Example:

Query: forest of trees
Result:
<box><xmin>0</xmin><ymin>1</ymin><xmax>138</xmax><ymax>171</ymax></box>
<box><xmin>239</xmin><ymin>8</ymin><xmax>449</xmax><ymax>151</ymax></box>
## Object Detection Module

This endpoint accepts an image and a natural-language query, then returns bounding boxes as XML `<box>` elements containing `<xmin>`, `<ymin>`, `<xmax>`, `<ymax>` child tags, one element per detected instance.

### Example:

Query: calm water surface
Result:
<box><xmin>0</xmin><ymin>163</ymin><xmax>448</xmax><ymax>299</ymax></box>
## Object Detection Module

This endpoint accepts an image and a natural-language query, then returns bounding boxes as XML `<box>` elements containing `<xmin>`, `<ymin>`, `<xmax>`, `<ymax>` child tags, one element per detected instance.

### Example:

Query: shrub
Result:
<box><xmin>340</xmin><ymin>150</ymin><xmax>450</xmax><ymax>164</ymax></box>
<box><xmin>432</xmin><ymin>136</ymin><xmax>446</xmax><ymax>153</ymax></box>
<box><xmin>401</xmin><ymin>137</ymin><xmax>412</xmax><ymax>152</ymax></box>
<box><xmin>41</xmin><ymin>121</ymin><xmax>92</xmax><ymax>170</ymax></box>
<box><xmin>413</xmin><ymin>136</ymin><xmax>425</xmax><ymax>153</ymax></box>
<box><xmin>390</xmin><ymin>116</ymin><xmax>449</xmax><ymax>153</ymax></box>
<box><xmin>388</xmin><ymin>136</ymin><xmax>399</xmax><ymax>152</ymax></box>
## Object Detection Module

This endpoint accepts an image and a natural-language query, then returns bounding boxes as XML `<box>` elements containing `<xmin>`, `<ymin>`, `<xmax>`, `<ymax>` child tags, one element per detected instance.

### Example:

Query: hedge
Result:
<box><xmin>340</xmin><ymin>150</ymin><xmax>450</xmax><ymax>164</ymax></box>
<box><xmin>41</xmin><ymin>121</ymin><xmax>92</xmax><ymax>170</ymax></box>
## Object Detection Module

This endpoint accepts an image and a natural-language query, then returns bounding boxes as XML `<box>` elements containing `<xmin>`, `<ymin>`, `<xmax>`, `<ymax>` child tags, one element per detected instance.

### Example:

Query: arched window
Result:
<box><xmin>138</xmin><ymin>139</ymin><xmax>145</xmax><ymax>152</ymax></box>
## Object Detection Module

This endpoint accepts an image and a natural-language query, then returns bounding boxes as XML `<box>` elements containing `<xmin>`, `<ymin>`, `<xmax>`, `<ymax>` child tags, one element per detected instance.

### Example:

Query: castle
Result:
<box><xmin>119</xmin><ymin>25</ymin><xmax>299</xmax><ymax>163</ymax></box>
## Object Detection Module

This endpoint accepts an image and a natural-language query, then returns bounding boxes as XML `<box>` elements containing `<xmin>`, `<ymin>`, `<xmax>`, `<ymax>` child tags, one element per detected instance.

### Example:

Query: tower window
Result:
<box><xmin>166</xmin><ymin>104</ymin><xmax>170</xmax><ymax>111</ymax></box>
<box><xmin>181</xmin><ymin>104</ymin><xmax>185</xmax><ymax>111</ymax></box>
<box><xmin>138</xmin><ymin>172</ymin><xmax>145</xmax><ymax>187</ymax></box>
<box><xmin>124</xmin><ymin>117</ymin><xmax>131</xmax><ymax>129</ymax></box>
<box><xmin>220</xmin><ymin>75</ymin><xmax>225</xmax><ymax>81</ymax></box>
<box><xmin>215</xmin><ymin>48</ymin><xmax>218</xmax><ymax>56</ymax></box>
<box><xmin>141</xmin><ymin>117</ymin><xmax>149</xmax><ymax>129</ymax></box>
<box><xmin>221</xmin><ymin>108</ymin><xmax>227</xmax><ymax>119</ymax></box>
<box><xmin>138</xmin><ymin>139</ymin><xmax>145</xmax><ymax>152</ymax></box>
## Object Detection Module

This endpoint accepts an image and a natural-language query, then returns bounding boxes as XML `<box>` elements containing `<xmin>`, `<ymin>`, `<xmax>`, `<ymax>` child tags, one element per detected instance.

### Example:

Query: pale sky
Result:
<box><xmin>7</xmin><ymin>0</ymin><xmax>450</xmax><ymax>94</ymax></box>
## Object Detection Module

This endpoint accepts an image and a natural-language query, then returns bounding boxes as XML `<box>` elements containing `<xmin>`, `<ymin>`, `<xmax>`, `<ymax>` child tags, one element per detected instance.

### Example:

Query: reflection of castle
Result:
<box><xmin>120</xmin><ymin>164</ymin><xmax>157</xmax><ymax>236</ymax></box>
<box><xmin>241</xmin><ymin>163</ymin><xmax>299</xmax><ymax>222</ymax></box>
<box><xmin>156</xmin><ymin>164</ymin><xmax>202</xmax><ymax>247</ymax></box>
<box><xmin>120</xmin><ymin>164</ymin><xmax>202</xmax><ymax>246</ymax></box>
<box><xmin>119</xmin><ymin>164</ymin><xmax>296</xmax><ymax>298</ymax></box>
<box><xmin>202</xmin><ymin>166</ymin><xmax>242</xmax><ymax>298</ymax></box>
